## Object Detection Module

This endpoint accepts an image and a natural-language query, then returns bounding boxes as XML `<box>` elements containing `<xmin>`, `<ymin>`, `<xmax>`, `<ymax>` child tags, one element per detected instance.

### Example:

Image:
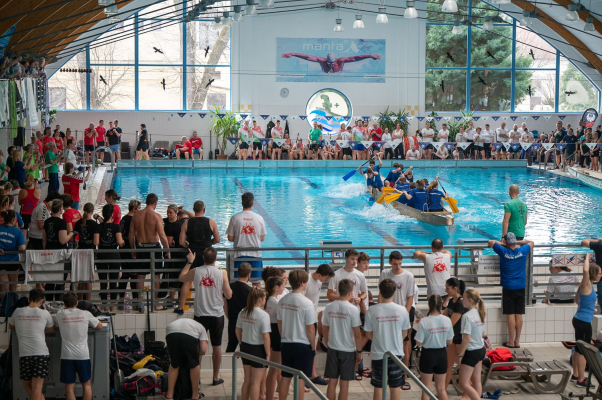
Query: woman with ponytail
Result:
<box><xmin>73</xmin><ymin>203</ymin><xmax>98</xmax><ymax>300</ymax></box>
<box><xmin>457</xmin><ymin>289</ymin><xmax>486</xmax><ymax>400</ymax></box>
<box><xmin>416</xmin><ymin>294</ymin><xmax>453</xmax><ymax>400</ymax></box>
<box><xmin>572</xmin><ymin>254</ymin><xmax>601</xmax><ymax>387</ymax></box>
<box><xmin>0</xmin><ymin>210</ymin><xmax>25</xmax><ymax>292</ymax></box>
<box><xmin>18</xmin><ymin>174</ymin><xmax>40</xmax><ymax>230</ymax></box>
<box><xmin>264</xmin><ymin>276</ymin><xmax>285</xmax><ymax>400</ymax></box>
<box><xmin>444</xmin><ymin>277</ymin><xmax>467</xmax><ymax>387</ymax></box>
<box><xmin>236</xmin><ymin>287</ymin><xmax>271</xmax><ymax>400</ymax></box>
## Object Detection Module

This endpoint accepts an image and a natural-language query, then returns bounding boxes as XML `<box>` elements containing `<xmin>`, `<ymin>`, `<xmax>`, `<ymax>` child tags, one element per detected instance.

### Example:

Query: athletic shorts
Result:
<box><xmin>84</xmin><ymin>145</ymin><xmax>95</xmax><ymax>152</ymax></box>
<box><xmin>136</xmin><ymin>140</ymin><xmax>149</xmax><ymax>152</ymax></box>
<box><xmin>240</xmin><ymin>142</ymin><xmax>249</xmax><ymax>150</ymax></box>
<box><xmin>371</xmin><ymin>357</ymin><xmax>404</xmax><ymax>389</ymax></box>
<box><xmin>424</xmin><ymin>143</ymin><xmax>433</xmax><ymax>150</ymax></box>
<box><xmin>270</xmin><ymin>323</ymin><xmax>281</xmax><ymax>352</ymax></box>
<box><xmin>234</xmin><ymin>256</ymin><xmax>263</xmax><ymax>283</ymax></box>
<box><xmin>20</xmin><ymin>355</ymin><xmax>50</xmax><ymax>380</ymax></box>
<box><xmin>166</xmin><ymin>332</ymin><xmax>201</xmax><ymax>368</ymax></box>
<box><xmin>502</xmin><ymin>288</ymin><xmax>525</xmax><ymax>315</ymax></box>
<box><xmin>419</xmin><ymin>348</ymin><xmax>447</xmax><ymax>374</ymax></box>
<box><xmin>253</xmin><ymin>142</ymin><xmax>262</xmax><ymax>150</ymax></box>
<box><xmin>240</xmin><ymin>342</ymin><xmax>268</xmax><ymax>368</ymax></box>
<box><xmin>109</xmin><ymin>144</ymin><xmax>120</xmax><ymax>153</ymax></box>
<box><xmin>60</xmin><ymin>359</ymin><xmax>92</xmax><ymax>384</ymax></box>
<box><xmin>281</xmin><ymin>343</ymin><xmax>314</xmax><ymax>378</ymax></box>
<box><xmin>272</xmin><ymin>142</ymin><xmax>281</xmax><ymax>149</ymax></box>
<box><xmin>343</xmin><ymin>148</ymin><xmax>352</xmax><ymax>156</ymax></box>
<box><xmin>324</xmin><ymin>349</ymin><xmax>356</xmax><ymax>381</ymax></box>
<box><xmin>136</xmin><ymin>242</ymin><xmax>163</xmax><ymax>273</ymax></box>
<box><xmin>573</xmin><ymin>317</ymin><xmax>592</xmax><ymax>354</ymax></box>
<box><xmin>353</xmin><ymin>144</ymin><xmax>365</xmax><ymax>151</ymax></box>
<box><xmin>194</xmin><ymin>315</ymin><xmax>224</xmax><ymax>347</ymax></box>
<box><xmin>0</xmin><ymin>262</ymin><xmax>21</xmax><ymax>272</ymax></box>
<box><xmin>22</xmin><ymin>214</ymin><xmax>31</xmax><ymax>229</ymax></box>
<box><xmin>461</xmin><ymin>347</ymin><xmax>486</xmax><ymax>367</ymax></box>
<box><xmin>309</xmin><ymin>144</ymin><xmax>320</xmax><ymax>152</ymax></box>
<box><xmin>193</xmin><ymin>148</ymin><xmax>202</xmax><ymax>154</ymax></box>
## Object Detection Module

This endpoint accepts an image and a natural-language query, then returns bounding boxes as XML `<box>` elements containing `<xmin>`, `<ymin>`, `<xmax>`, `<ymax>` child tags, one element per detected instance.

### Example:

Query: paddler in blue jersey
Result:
<box><xmin>359</xmin><ymin>154</ymin><xmax>382</xmax><ymax>175</ymax></box>
<box><xmin>363</xmin><ymin>167</ymin><xmax>383</xmax><ymax>195</ymax></box>
<box><xmin>426</xmin><ymin>178</ymin><xmax>446</xmax><ymax>212</ymax></box>
<box><xmin>384</xmin><ymin>163</ymin><xmax>403</xmax><ymax>187</ymax></box>
<box><xmin>399</xmin><ymin>179</ymin><xmax>428</xmax><ymax>211</ymax></box>
<box><xmin>393</xmin><ymin>176</ymin><xmax>411</xmax><ymax>205</ymax></box>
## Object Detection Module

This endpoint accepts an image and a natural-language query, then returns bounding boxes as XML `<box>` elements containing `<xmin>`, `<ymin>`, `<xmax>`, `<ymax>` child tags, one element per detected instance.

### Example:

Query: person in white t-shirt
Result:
<box><xmin>238</xmin><ymin>120</ymin><xmax>252</xmax><ymax>161</ymax></box>
<box><xmin>9</xmin><ymin>289</ymin><xmax>55</xmax><ymax>400</ymax></box>
<box><xmin>406</xmin><ymin>145</ymin><xmax>420</xmax><ymax>160</ymax></box>
<box><xmin>379</xmin><ymin>251</ymin><xmax>415</xmax><ymax>389</ymax></box>
<box><xmin>438</xmin><ymin>123</ymin><xmax>450</xmax><ymax>143</ymax></box>
<box><xmin>457</xmin><ymin>289</ymin><xmax>487</xmax><ymax>400</ymax></box>
<box><xmin>415</xmin><ymin>295</ymin><xmax>454</xmax><ymax>400</ymax></box>
<box><xmin>164</xmin><ymin>317</ymin><xmax>209</xmax><ymax>400</ymax></box>
<box><xmin>420</xmin><ymin>122</ymin><xmax>435</xmax><ymax>160</ymax></box>
<box><xmin>542</xmin><ymin>262</ymin><xmax>577</xmax><ymax>303</ymax></box>
<box><xmin>520</xmin><ymin>128</ymin><xmax>534</xmax><ymax>160</ymax></box>
<box><xmin>271</xmin><ymin>120</ymin><xmax>284</xmax><ymax>161</ymax></box>
<box><xmin>463</xmin><ymin>122</ymin><xmax>477</xmax><ymax>159</ymax></box>
<box><xmin>277</xmin><ymin>270</ymin><xmax>318</xmax><ymax>400</ymax></box>
<box><xmin>412</xmin><ymin>239</ymin><xmax>452</xmax><ymax>297</ymax></box>
<box><xmin>479</xmin><ymin>124</ymin><xmax>493</xmax><ymax>160</ymax></box>
<box><xmin>322</xmin><ymin>279</ymin><xmax>363</xmax><ymax>400</ymax></box>
<box><xmin>55</xmin><ymin>292</ymin><xmax>103</xmax><ymax>400</ymax></box>
<box><xmin>227</xmin><ymin>192</ymin><xmax>267</xmax><ymax>286</ymax></box>
<box><xmin>179</xmin><ymin>248</ymin><xmax>232</xmax><ymax>386</ymax></box>
<box><xmin>340</xmin><ymin>126</ymin><xmax>353</xmax><ymax>160</ymax></box>
<box><xmin>265</xmin><ymin>276</ymin><xmax>286</xmax><ymax>400</ymax></box>
<box><xmin>304</xmin><ymin>263</ymin><xmax>335</xmax><ymax>313</ymax></box>
<box><xmin>434</xmin><ymin>145</ymin><xmax>449</xmax><ymax>160</ymax></box>
<box><xmin>364</xmin><ymin>279</ymin><xmax>411</xmax><ymax>400</ymax></box>
<box><xmin>327</xmin><ymin>249</ymin><xmax>367</xmax><ymax>310</ymax></box>
<box><xmin>496</xmin><ymin>122</ymin><xmax>509</xmax><ymax>160</ymax></box>
<box><xmin>381</xmin><ymin>128</ymin><xmax>393</xmax><ymax>159</ymax></box>
<box><xmin>236</xmin><ymin>287</ymin><xmax>271</xmax><ymax>400</ymax></box>
<box><xmin>509</xmin><ymin>124</ymin><xmax>522</xmax><ymax>159</ymax></box>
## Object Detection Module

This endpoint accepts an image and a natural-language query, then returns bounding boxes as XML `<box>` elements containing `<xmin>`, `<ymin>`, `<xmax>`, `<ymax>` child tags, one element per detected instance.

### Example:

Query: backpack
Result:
<box><xmin>77</xmin><ymin>301</ymin><xmax>101</xmax><ymax>317</ymax></box>
<box><xmin>122</xmin><ymin>375</ymin><xmax>161</xmax><ymax>396</ymax></box>
<box><xmin>144</xmin><ymin>341</ymin><xmax>168</xmax><ymax>359</ymax></box>
<box><xmin>486</xmin><ymin>348</ymin><xmax>515</xmax><ymax>371</ymax></box>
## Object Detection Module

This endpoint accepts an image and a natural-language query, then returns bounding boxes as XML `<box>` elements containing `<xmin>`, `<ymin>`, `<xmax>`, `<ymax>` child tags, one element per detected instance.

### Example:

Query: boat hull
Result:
<box><xmin>373</xmin><ymin>189</ymin><xmax>455</xmax><ymax>226</ymax></box>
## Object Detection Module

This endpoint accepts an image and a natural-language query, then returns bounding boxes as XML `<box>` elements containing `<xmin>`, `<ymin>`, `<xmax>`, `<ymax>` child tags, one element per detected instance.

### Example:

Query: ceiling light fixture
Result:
<box><xmin>334</xmin><ymin>18</ymin><xmax>344</xmax><ymax>32</ymax></box>
<box><xmin>353</xmin><ymin>14</ymin><xmax>364</xmax><ymax>28</ymax></box>
<box><xmin>376</xmin><ymin>7</ymin><xmax>389</xmax><ymax>23</ymax></box>
<box><xmin>520</xmin><ymin>11</ymin><xmax>533</xmax><ymax>26</ymax></box>
<box><xmin>584</xmin><ymin>17</ymin><xmax>595</xmax><ymax>31</ymax></box>
<box><xmin>103</xmin><ymin>4</ymin><xmax>118</xmax><ymax>15</ymax></box>
<box><xmin>566</xmin><ymin>3</ymin><xmax>580</xmax><ymax>21</ymax></box>
<box><xmin>233</xmin><ymin>5</ymin><xmax>243</xmax><ymax>21</ymax></box>
<box><xmin>452</xmin><ymin>20</ymin><xmax>462</xmax><ymax>34</ymax></box>
<box><xmin>482</xmin><ymin>15</ymin><xmax>493</xmax><ymax>30</ymax></box>
<box><xmin>98</xmin><ymin>0</ymin><xmax>114</xmax><ymax>6</ymax></box>
<box><xmin>404</xmin><ymin>1</ymin><xmax>418</xmax><ymax>19</ymax></box>
<box><xmin>222</xmin><ymin>11</ymin><xmax>231</xmax><ymax>26</ymax></box>
<box><xmin>213</xmin><ymin>16</ymin><xmax>222</xmax><ymax>29</ymax></box>
<box><xmin>108</xmin><ymin>15</ymin><xmax>120</xmax><ymax>23</ymax></box>
<box><xmin>245</xmin><ymin>0</ymin><xmax>257</xmax><ymax>16</ymax></box>
<box><xmin>441</xmin><ymin>0</ymin><xmax>458</xmax><ymax>13</ymax></box>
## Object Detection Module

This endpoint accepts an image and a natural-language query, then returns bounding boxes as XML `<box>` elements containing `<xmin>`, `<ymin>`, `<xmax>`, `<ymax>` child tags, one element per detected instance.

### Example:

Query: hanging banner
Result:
<box><xmin>510</xmin><ymin>143</ymin><xmax>521</xmax><ymax>152</ymax></box>
<box><xmin>521</xmin><ymin>116</ymin><xmax>529</xmax><ymax>121</ymax></box>
<box><xmin>260</xmin><ymin>115</ymin><xmax>270</xmax><ymax>120</ymax></box>
<box><xmin>426</xmin><ymin>117</ymin><xmax>433</xmax><ymax>122</ymax></box>
<box><xmin>556</xmin><ymin>143</ymin><xmax>567</xmax><ymax>151</ymax></box>
<box><xmin>432</xmin><ymin>142</ymin><xmax>444</xmax><ymax>151</ymax></box>
<box><xmin>361</xmin><ymin>140</ymin><xmax>373</xmax><ymax>147</ymax></box>
<box><xmin>444</xmin><ymin>142</ymin><xmax>455</xmax><ymax>150</ymax></box>
<box><xmin>360</xmin><ymin>116</ymin><xmax>369</xmax><ymax>121</ymax></box>
<box><xmin>582</xmin><ymin>108</ymin><xmax>598</xmax><ymax>129</ymax></box>
<box><xmin>177</xmin><ymin>113</ymin><xmax>186</xmax><ymax>118</ymax></box>
<box><xmin>336</xmin><ymin>140</ymin><xmax>349</xmax><ymax>147</ymax></box>
<box><xmin>259</xmin><ymin>138</ymin><xmax>271</xmax><ymax>146</ymax></box>
<box><xmin>503</xmin><ymin>142</ymin><xmax>513</xmax><ymax>151</ymax></box>
<box><xmin>343</xmin><ymin>116</ymin><xmax>350</xmax><ymax>122</ymax></box>
<box><xmin>217</xmin><ymin>113</ymin><xmax>225</xmax><ymax>119</ymax></box>
<box><xmin>586</xmin><ymin>143</ymin><xmax>599</xmax><ymax>151</ymax></box>
<box><xmin>348</xmin><ymin>140</ymin><xmax>359</xmax><ymax>147</ymax></box>
<box><xmin>481</xmin><ymin>116</ymin><xmax>489</xmax><ymax>121</ymax></box>
<box><xmin>407</xmin><ymin>116</ymin><xmax>414</xmax><ymax>122</ymax></box>
<box><xmin>240</xmin><ymin>114</ymin><xmax>248</xmax><ymax>120</ymax></box>
<box><xmin>510</xmin><ymin>116</ymin><xmax>518</xmax><ymax>121</ymax></box>
<box><xmin>454</xmin><ymin>117</ymin><xmax>462</xmax><ymax>121</ymax></box>
<box><xmin>472</xmin><ymin>116</ymin><xmax>480</xmax><ymax>121</ymax></box>
<box><xmin>544</xmin><ymin>115</ymin><xmax>551</xmax><ymax>121</ymax></box>
<box><xmin>417</xmin><ymin>117</ymin><xmax>425</xmax><ymax>122</ymax></box>
<box><xmin>491</xmin><ymin>116</ymin><xmax>500</xmax><ymax>121</ymax></box>
<box><xmin>227</xmin><ymin>137</ymin><xmax>240</xmax><ymax>145</ymax></box>
<box><xmin>390</xmin><ymin>141</ymin><xmax>401</xmax><ymax>149</ymax></box>
<box><xmin>271</xmin><ymin>116</ymin><xmax>278</xmax><ymax>121</ymax></box>
<box><xmin>435</xmin><ymin>117</ymin><xmax>442</xmax><ymax>122</ymax></box>
<box><xmin>26</xmin><ymin>79</ymin><xmax>39</xmax><ymax>127</ymax></box>
<box><xmin>299</xmin><ymin>115</ymin><xmax>307</xmax><ymax>120</ymax></box>
<box><xmin>444</xmin><ymin>117</ymin><xmax>452</xmax><ymax>122</ymax></box>
<box><xmin>371</xmin><ymin>116</ymin><xmax>379</xmax><ymax>122</ymax></box>
<box><xmin>398</xmin><ymin>116</ymin><xmax>406</xmax><ymax>122</ymax></box>
<box><xmin>492</xmin><ymin>142</ymin><xmax>503</xmax><ymax>151</ymax></box>
<box><xmin>541</xmin><ymin>143</ymin><xmax>555</xmax><ymax>151</ymax></box>
<box><xmin>273</xmin><ymin>138</ymin><xmax>286</xmax><ymax>146</ymax></box>
<box><xmin>0</xmin><ymin>80</ymin><xmax>8</xmax><ymax>123</ymax></box>
<box><xmin>520</xmin><ymin>143</ymin><xmax>532</xmax><ymax>151</ymax></box>
<box><xmin>532</xmin><ymin>116</ymin><xmax>540</xmax><ymax>120</ymax></box>
<box><xmin>457</xmin><ymin>142</ymin><xmax>471</xmax><ymax>150</ymax></box>
<box><xmin>501</xmin><ymin>116</ymin><xmax>509</xmax><ymax>121</ymax></box>
<box><xmin>198</xmin><ymin>113</ymin><xmax>207</xmax><ymax>118</ymax></box>
<box><xmin>245</xmin><ymin>138</ymin><xmax>254</xmax><ymax>146</ymax></box>
<box><xmin>279</xmin><ymin>115</ymin><xmax>288</xmax><ymax>120</ymax></box>
<box><xmin>380</xmin><ymin>116</ymin><xmax>389</xmax><ymax>121</ymax></box>
<box><xmin>418</xmin><ymin>142</ymin><xmax>429</xmax><ymax>150</ymax></box>
<box><xmin>373</xmin><ymin>141</ymin><xmax>385</xmax><ymax>149</ymax></box>
<box><xmin>463</xmin><ymin>116</ymin><xmax>472</xmax><ymax>122</ymax></box>
<box><xmin>530</xmin><ymin>143</ymin><xmax>541</xmax><ymax>151</ymax></box>
<box><xmin>558</xmin><ymin>115</ymin><xmax>566</xmax><ymax>120</ymax></box>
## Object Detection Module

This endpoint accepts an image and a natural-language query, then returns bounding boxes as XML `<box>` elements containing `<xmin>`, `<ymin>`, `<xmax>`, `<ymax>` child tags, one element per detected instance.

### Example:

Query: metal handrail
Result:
<box><xmin>382</xmin><ymin>352</ymin><xmax>438</xmax><ymax>400</ymax></box>
<box><xmin>231</xmin><ymin>351</ymin><xmax>327</xmax><ymax>400</ymax></box>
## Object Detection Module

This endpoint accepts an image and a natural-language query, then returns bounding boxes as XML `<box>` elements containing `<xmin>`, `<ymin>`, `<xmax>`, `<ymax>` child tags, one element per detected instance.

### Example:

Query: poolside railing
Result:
<box><xmin>0</xmin><ymin>242</ymin><xmax>589</xmax><ymax>308</ymax></box>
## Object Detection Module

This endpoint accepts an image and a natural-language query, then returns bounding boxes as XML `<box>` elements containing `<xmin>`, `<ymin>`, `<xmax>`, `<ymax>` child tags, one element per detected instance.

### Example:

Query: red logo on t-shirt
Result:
<box><xmin>241</xmin><ymin>222</ymin><xmax>256</xmax><ymax>235</ymax></box>
<box><xmin>200</xmin><ymin>274</ymin><xmax>216</xmax><ymax>288</ymax></box>
<box><xmin>432</xmin><ymin>261</ymin><xmax>448</xmax><ymax>273</ymax></box>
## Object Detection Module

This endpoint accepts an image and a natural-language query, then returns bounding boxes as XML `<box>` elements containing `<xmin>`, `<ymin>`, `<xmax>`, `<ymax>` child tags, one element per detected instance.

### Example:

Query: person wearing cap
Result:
<box><xmin>502</xmin><ymin>184</ymin><xmax>527</xmax><ymax>240</ymax></box>
<box><xmin>488</xmin><ymin>234</ymin><xmax>534</xmax><ymax>349</ymax></box>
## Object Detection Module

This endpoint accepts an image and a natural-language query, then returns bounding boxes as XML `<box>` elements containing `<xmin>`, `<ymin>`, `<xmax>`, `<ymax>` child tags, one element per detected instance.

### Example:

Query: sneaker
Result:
<box><xmin>571</xmin><ymin>374</ymin><xmax>579</xmax><ymax>382</ymax></box>
<box><xmin>174</xmin><ymin>308</ymin><xmax>184</xmax><ymax>315</ymax></box>
<box><xmin>311</xmin><ymin>376</ymin><xmax>328</xmax><ymax>385</ymax></box>
<box><xmin>481</xmin><ymin>393</ymin><xmax>499</xmax><ymax>399</ymax></box>
<box><xmin>576</xmin><ymin>379</ymin><xmax>595</xmax><ymax>388</ymax></box>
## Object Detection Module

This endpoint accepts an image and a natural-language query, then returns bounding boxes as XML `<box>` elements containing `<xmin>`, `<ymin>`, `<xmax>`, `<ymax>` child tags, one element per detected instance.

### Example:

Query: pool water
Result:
<box><xmin>112</xmin><ymin>167</ymin><xmax>601</xmax><ymax>251</ymax></box>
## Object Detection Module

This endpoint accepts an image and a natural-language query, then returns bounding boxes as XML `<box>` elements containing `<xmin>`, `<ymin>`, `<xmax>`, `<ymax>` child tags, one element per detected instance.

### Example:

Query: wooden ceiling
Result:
<box><xmin>0</xmin><ymin>0</ymin><xmax>132</xmax><ymax>61</ymax></box>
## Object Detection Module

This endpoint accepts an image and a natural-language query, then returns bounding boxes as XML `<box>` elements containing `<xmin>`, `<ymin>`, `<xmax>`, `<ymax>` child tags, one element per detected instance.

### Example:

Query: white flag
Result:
<box><xmin>444</xmin><ymin>117</ymin><xmax>452</xmax><ymax>122</ymax></box>
<box><xmin>290</xmin><ymin>115</ymin><xmax>298</xmax><ymax>120</ymax></box>
<box><xmin>336</xmin><ymin>140</ymin><xmax>349</xmax><ymax>147</ymax></box>
<box><xmin>464</xmin><ymin>116</ymin><xmax>472</xmax><ymax>122</ymax></box>
<box><xmin>521</xmin><ymin>116</ymin><xmax>529</xmax><ymax>121</ymax></box>
<box><xmin>501</xmin><ymin>116</ymin><xmax>509</xmax><ymax>121</ymax></box>
<box><xmin>586</xmin><ymin>143</ymin><xmax>598</xmax><ymax>151</ymax></box>
<box><xmin>407</xmin><ymin>116</ymin><xmax>415</xmax><ymax>122</ymax></box>
<box><xmin>361</xmin><ymin>141</ymin><xmax>373</xmax><ymax>147</ymax></box>
<box><xmin>432</xmin><ymin>142</ymin><xmax>444</xmax><ymax>151</ymax></box>
<box><xmin>273</xmin><ymin>139</ymin><xmax>286</xmax><ymax>146</ymax></box>
<box><xmin>390</xmin><ymin>141</ymin><xmax>400</xmax><ymax>150</ymax></box>
<box><xmin>426</xmin><ymin>117</ymin><xmax>433</xmax><ymax>122</ymax></box>
<box><xmin>503</xmin><ymin>142</ymin><xmax>513</xmax><ymax>151</ymax></box>
<box><xmin>544</xmin><ymin>116</ymin><xmax>551</xmax><ymax>121</ymax></box>
<box><xmin>457</xmin><ymin>143</ymin><xmax>471</xmax><ymax>150</ymax></box>
<box><xmin>481</xmin><ymin>116</ymin><xmax>489</xmax><ymax>121</ymax></box>
<box><xmin>520</xmin><ymin>143</ymin><xmax>532</xmax><ymax>150</ymax></box>
<box><xmin>271</xmin><ymin>115</ymin><xmax>278</xmax><ymax>120</ymax></box>
<box><xmin>245</xmin><ymin>138</ymin><xmax>254</xmax><ymax>146</ymax></box>
<box><xmin>541</xmin><ymin>143</ymin><xmax>555</xmax><ymax>151</ymax></box>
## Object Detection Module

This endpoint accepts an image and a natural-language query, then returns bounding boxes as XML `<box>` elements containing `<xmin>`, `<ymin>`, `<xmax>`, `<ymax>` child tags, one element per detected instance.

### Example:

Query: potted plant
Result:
<box><xmin>210</xmin><ymin>106</ymin><xmax>241</xmax><ymax>160</ymax></box>
<box><xmin>377</xmin><ymin>107</ymin><xmax>410</xmax><ymax>133</ymax></box>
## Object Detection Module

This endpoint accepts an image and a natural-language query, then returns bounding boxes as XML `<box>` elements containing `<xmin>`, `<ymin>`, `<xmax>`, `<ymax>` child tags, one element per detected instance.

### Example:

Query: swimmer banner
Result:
<box><xmin>276</xmin><ymin>38</ymin><xmax>386</xmax><ymax>83</ymax></box>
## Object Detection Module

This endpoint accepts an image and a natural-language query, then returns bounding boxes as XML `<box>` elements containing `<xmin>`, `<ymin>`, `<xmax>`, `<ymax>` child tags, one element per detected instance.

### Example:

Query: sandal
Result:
<box><xmin>402</xmin><ymin>382</ymin><xmax>411</xmax><ymax>390</ymax></box>
<box><xmin>510</xmin><ymin>387</ymin><xmax>520</xmax><ymax>394</ymax></box>
<box><xmin>355</xmin><ymin>373</ymin><xmax>363</xmax><ymax>381</ymax></box>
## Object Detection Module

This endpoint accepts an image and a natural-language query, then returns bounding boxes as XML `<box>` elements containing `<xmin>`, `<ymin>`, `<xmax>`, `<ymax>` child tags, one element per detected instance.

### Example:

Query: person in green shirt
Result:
<box><xmin>23</xmin><ymin>145</ymin><xmax>40</xmax><ymax>181</ymax></box>
<box><xmin>503</xmin><ymin>184</ymin><xmax>528</xmax><ymax>240</ymax></box>
<box><xmin>308</xmin><ymin>121</ymin><xmax>323</xmax><ymax>160</ymax></box>
<box><xmin>45</xmin><ymin>142</ymin><xmax>60</xmax><ymax>193</ymax></box>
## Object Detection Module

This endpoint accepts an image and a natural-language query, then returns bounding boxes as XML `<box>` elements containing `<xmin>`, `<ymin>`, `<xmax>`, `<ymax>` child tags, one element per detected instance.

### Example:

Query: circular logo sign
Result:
<box><xmin>305</xmin><ymin>88</ymin><xmax>353</xmax><ymax>136</ymax></box>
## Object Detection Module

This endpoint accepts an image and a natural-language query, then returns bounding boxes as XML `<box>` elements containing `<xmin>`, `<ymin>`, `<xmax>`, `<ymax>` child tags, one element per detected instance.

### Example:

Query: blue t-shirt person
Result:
<box><xmin>563</xmin><ymin>134</ymin><xmax>578</xmax><ymax>154</ymax></box>
<box><xmin>385</xmin><ymin>169</ymin><xmax>402</xmax><ymax>184</ymax></box>
<box><xmin>428</xmin><ymin>189</ymin><xmax>445</xmax><ymax>211</ymax></box>
<box><xmin>366</xmin><ymin>174</ymin><xmax>383</xmax><ymax>190</ymax></box>
<box><xmin>395</xmin><ymin>183</ymin><xmax>411</xmax><ymax>205</ymax></box>
<box><xmin>0</xmin><ymin>225</ymin><xmax>26</xmax><ymax>262</ymax></box>
<box><xmin>408</xmin><ymin>188</ymin><xmax>428</xmax><ymax>211</ymax></box>
<box><xmin>492</xmin><ymin>241</ymin><xmax>531</xmax><ymax>290</ymax></box>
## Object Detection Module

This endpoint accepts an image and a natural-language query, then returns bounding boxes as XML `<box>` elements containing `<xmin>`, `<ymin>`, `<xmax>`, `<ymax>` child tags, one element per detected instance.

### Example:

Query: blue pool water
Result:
<box><xmin>112</xmin><ymin>168</ymin><xmax>601</xmax><ymax>250</ymax></box>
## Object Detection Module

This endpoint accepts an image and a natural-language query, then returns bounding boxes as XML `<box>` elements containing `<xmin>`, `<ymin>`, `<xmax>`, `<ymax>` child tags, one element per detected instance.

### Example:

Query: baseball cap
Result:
<box><xmin>504</xmin><ymin>232</ymin><xmax>517</xmax><ymax>244</ymax></box>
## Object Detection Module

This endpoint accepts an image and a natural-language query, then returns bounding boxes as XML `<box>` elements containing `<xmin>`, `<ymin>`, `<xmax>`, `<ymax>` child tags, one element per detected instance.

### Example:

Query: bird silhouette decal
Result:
<box><xmin>527</xmin><ymin>86</ymin><xmax>532</xmax><ymax>97</ymax></box>
<box><xmin>205</xmin><ymin>78</ymin><xmax>215</xmax><ymax>88</ymax></box>
<box><xmin>478</xmin><ymin>76</ymin><xmax>487</xmax><ymax>86</ymax></box>
<box><xmin>565</xmin><ymin>90</ymin><xmax>576</xmax><ymax>96</ymax></box>
<box><xmin>439</xmin><ymin>80</ymin><xmax>445</xmax><ymax>93</ymax></box>
<box><xmin>486</xmin><ymin>50</ymin><xmax>496</xmax><ymax>60</ymax></box>
<box><xmin>446</xmin><ymin>52</ymin><xmax>455</xmax><ymax>63</ymax></box>
<box><xmin>99</xmin><ymin>75</ymin><xmax>107</xmax><ymax>85</ymax></box>
<box><xmin>529</xmin><ymin>49</ymin><xmax>535</xmax><ymax>60</ymax></box>
<box><xmin>161</xmin><ymin>79</ymin><xmax>166</xmax><ymax>90</ymax></box>
<box><xmin>204</xmin><ymin>45</ymin><xmax>210</xmax><ymax>57</ymax></box>
<box><xmin>153</xmin><ymin>47</ymin><xmax>164</xmax><ymax>54</ymax></box>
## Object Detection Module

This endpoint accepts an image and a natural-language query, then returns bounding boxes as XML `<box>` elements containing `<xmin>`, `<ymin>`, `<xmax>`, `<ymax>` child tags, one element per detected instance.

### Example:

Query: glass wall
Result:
<box><xmin>425</xmin><ymin>0</ymin><xmax>600</xmax><ymax>113</ymax></box>
<box><xmin>48</xmin><ymin>0</ymin><xmax>231</xmax><ymax>111</ymax></box>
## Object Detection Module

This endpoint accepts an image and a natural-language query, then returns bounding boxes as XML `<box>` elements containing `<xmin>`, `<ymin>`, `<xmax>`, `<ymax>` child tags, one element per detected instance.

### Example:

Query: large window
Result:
<box><xmin>49</xmin><ymin>0</ymin><xmax>231</xmax><ymax>111</ymax></box>
<box><xmin>425</xmin><ymin>0</ymin><xmax>600</xmax><ymax>113</ymax></box>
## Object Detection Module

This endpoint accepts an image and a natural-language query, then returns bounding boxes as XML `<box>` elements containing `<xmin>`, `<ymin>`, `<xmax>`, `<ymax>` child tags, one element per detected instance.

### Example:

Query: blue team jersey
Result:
<box><xmin>409</xmin><ymin>188</ymin><xmax>428</xmax><ymax>211</ymax></box>
<box><xmin>0</xmin><ymin>225</ymin><xmax>25</xmax><ymax>261</ymax></box>
<box><xmin>366</xmin><ymin>174</ymin><xmax>383</xmax><ymax>189</ymax></box>
<box><xmin>428</xmin><ymin>189</ymin><xmax>445</xmax><ymax>211</ymax></box>
<box><xmin>385</xmin><ymin>169</ymin><xmax>401</xmax><ymax>183</ymax></box>
<box><xmin>396</xmin><ymin>183</ymin><xmax>411</xmax><ymax>205</ymax></box>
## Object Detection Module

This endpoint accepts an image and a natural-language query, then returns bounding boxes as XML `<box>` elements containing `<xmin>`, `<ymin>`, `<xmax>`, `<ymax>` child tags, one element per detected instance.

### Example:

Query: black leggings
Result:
<box><xmin>97</xmin><ymin>260</ymin><xmax>121</xmax><ymax>302</ymax></box>
<box><xmin>226</xmin><ymin>314</ymin><xmax>240</xmax><ymax>353</ymax></box>
<box><xmin>384</xmin><ymin>148</ymin><xmax>394</xmax><ymax>159</ymax></box>
<box><xmin>394</xmin><ymin>143</ymin><xmax>404</xmax><ymax>159</ymax></box>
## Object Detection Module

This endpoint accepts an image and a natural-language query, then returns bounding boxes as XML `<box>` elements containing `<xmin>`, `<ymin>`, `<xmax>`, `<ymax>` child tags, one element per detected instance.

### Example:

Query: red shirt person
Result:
<box><xmin>62</xmin><ymin>163</ymin><xmax>89</xmax><ymax>210</ymax></box>
<box><xmin>175</xmin><ymin>136</ymin><xmax>193</xmax><ymax>159</ymax></box>
<box><xmin>95</xmin><ymin>120</ymin><xmax>107</xmax><ymax>165</ymax></box>
<box><xmin>42</xmin><ymin>127</ymin><xmax>54</xmax><ymax>155</ymax></box>
<box><xmin>189</xmin><ymin>131</ymin><xmax>203</xmax><ymax>159</ymax></box>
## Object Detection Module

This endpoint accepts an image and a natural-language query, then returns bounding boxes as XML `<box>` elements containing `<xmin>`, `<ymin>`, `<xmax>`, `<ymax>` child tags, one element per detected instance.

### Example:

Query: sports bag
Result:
<box><xmin>486</xmin><ymin>348</ymin><xmax>515</xmax><ymax>371</ymax></box>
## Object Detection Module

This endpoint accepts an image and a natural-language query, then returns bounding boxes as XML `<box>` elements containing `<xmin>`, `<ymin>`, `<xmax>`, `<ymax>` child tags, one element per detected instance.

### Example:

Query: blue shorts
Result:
<box><xmin>354</xmin><ymin>144</ymin><xmax>365</xmax><ymax>151</ymax></box>
<box><xmin>109</xmin><ymin>144</ymin><xmax>120</xmax><ymax>153</ymax></box>
<box><xmin>281</xmin><ymin>343</ymin><xmax>314</xmax><ymax>378</ymax></box>
<box><xmin>60</xmin><ymin>359</ymin><xmax>92</xmax><ymax>384</ymax></box>
<box><xmin>234</xmin><ymin>256</ymin><xmax>263</xmax><ymax>283</ymax></box>
<box><xmin>193</xmin><ymin>148</ymin><xmax>201</xmax><ymax>154</ymax></box>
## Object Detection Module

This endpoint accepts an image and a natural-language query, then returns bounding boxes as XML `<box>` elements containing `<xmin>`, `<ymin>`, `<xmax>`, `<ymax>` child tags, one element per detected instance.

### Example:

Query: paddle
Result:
<box><xmin>384</xmin><ymin>193</ymin><xmax>402</xmax><ymax>204</ymax></box>
<box><xmin>343</xmin><ymin>156</ymin><xmax>375</xmax><ymax>181</ymax></box>
<box><xmin>376</xmin><ymin>187</ymin><xmax>395</xmax><ymax>204</ymax></box>
<box><xmin>439</xmin><ymin>182</ymin><xmax>460</xmax><ymax>213</ymax></box>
